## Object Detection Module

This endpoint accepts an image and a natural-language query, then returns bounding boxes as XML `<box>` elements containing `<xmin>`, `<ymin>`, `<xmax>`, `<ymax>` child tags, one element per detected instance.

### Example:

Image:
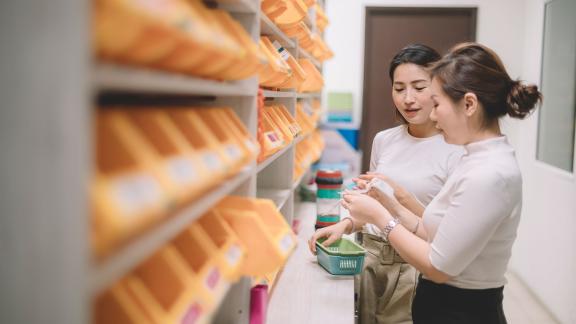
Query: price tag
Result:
<box><xmin>113</xmin><ymin>174</ymin><xmax>162</xmax><ymax>216</ymax></box>
<box><xmin>203</xmin><ymin>152</ymin><xmax>222</xmax><ymax>171</ymax></box>
<box><xmin>245</xmin><ymin>139</ymin><xmax>258</xmax><ymax>154</ymax></box>
<box><xmin>226</xmin><ymin>244</ymin><xmax>242</xmax><ymax>266</ymax></box>
<box><xmin>264</xmin><ymin>131</ymin><xmax>283</xmax><ymax>149</ymax></box>
<box><xmin>181</xmin><ymin>302</ymin><xmax>202</xmax><ymax>324</ymax></box>
<box><xmin>167</xmin><ymin>157</ymin><xmax>196</xmax><ymax>185</ymax></box>
<box><xmin>225</xmin><ymin>144</ymin><xmax>242</xmax><ymax>161</ymax></box>
<box><xmin>272</xmin><ymin>41</ymin><xmax>290</xmax><ymax>61</ymax></box>
<box><xmin>278</xmin><ymin>233</ymin><xmax>294</xmax><ymax>254</ymax></box>
<box><xmin>205</xmin><ymin>267</ymin><xmax>221</xmax><ymax>291</ymax></box>
<box><xmin>289</xmin><ymin>124</ymin><xmax>300</xmax><ymax>136</ymax></box>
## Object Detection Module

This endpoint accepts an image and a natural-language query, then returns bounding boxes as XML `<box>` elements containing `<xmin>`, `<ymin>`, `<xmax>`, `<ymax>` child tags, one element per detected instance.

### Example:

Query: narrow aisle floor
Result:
<box><xmin>504</xmin><ymin>272</ymin><xmax>559</xmax><ymax>324</ymax></box>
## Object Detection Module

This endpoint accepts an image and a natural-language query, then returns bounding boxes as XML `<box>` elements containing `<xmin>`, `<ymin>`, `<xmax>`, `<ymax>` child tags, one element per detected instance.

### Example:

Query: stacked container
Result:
<box><xmin>94</xmin><ymin>0</ymin><xmax>263</xmax><ymax>80</ymax></box>
<box><xmin>314</xmin><ymin>170</ymin><xmax>343</xmax><ymax>230</ymax></box>
<box><xmin>94</xmin><ymin>195</ymin><xmax>297</xmax><ymax>323</ymax></box>
<box><xmin>92</xmin><ymin>107</ymin><xmax>257</xmax><ymax>257</ymax></box>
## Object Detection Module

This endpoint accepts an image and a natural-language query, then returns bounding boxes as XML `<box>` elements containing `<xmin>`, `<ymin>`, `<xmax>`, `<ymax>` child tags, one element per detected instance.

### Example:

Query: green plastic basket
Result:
<box><xmin>316</xmin><ymin>237</ymin><xmax>366</xmax><ymax>275</ymax></box>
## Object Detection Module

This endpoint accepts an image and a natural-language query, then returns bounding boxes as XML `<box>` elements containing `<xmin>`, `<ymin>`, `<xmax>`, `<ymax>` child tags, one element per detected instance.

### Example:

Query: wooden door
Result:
<box><xmin>361</xmin><ymin>7</ymin><xmax>477</xmax><ymax>172</ymax></box>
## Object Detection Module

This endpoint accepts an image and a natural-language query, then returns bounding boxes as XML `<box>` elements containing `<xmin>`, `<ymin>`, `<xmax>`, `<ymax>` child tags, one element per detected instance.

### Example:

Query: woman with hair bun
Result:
<box><xmin>341</xmin><ymin>42</ymin><xmax>542</xmax><ymax>324</ymax></box>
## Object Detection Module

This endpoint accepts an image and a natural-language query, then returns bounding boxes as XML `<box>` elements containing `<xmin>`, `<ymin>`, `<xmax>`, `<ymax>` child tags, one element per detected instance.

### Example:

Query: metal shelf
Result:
<box><xmin>215</xmin><ymin>0</ymin><xmax>258</xmax><ymax>13</ymax></box>
<box><xmin>94</xmin><ymin>63</ymin><xmax>258</xmax><ymax>97</ymax></box>
<box><xmin>90</xmin><ymin>166</ymin><xmax>255</xmax><ymax>295</ymax></box>
<box><xmin>296</xmin><ymin>92</ymin><xmax>321</xmax><ymax>99</ymax></box>
<box><xmin>260</xmin><ymin>15</ymin><xmax>297</xmax><ymax>49</ymax></box>
<box><xmin>263</xmin><ymin>90</ymin><xmax>297</xmax><ymax>98</ymax></box>
<box><xmin>257</xmin><ymin>188</ymin><xmax>292</xmax><ymax>210</ymax></box>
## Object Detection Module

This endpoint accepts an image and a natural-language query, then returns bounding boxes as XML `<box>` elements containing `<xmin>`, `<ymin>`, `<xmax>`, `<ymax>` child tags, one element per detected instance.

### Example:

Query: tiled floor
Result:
<box><xmin>503</xmin><ymin>271</ymin><xmax>559</xmax><ymax>323</ymax></box>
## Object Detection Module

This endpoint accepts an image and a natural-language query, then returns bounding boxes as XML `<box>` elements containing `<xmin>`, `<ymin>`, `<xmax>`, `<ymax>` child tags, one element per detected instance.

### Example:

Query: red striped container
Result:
<box><xmin>315</xmin><ymin>170</ymin><xmax>343</xmax><ymax>230</ymax></box>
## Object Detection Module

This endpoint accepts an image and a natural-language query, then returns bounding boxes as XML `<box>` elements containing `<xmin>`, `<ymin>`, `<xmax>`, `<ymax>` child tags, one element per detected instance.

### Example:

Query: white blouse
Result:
<box><xmin>365</xmin><ymin>125</ymin><xmax>463</xmax><ymax>236</ymax></box>
<box><xmin>423</xmin><ymin>136</ymin><xmax>522</xmax><ymax>289</ymax></box>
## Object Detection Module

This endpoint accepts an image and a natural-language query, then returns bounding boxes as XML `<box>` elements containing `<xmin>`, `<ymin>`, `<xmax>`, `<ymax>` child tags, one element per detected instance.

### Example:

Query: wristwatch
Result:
<box><xmin>382</xmin><ymin>218</ymin><xmax>400</xmax><ymax>242</ymax></box>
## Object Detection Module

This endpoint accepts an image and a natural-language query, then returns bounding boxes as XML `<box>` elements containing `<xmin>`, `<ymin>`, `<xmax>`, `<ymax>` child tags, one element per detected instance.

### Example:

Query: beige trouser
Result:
<box><xmin>356</xmin><ymin>233</ymin><xmax>419</xmax><ymax>324</ymax></box>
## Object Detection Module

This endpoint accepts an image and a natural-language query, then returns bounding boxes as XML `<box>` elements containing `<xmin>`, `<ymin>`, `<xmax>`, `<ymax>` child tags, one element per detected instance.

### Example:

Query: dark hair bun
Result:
<box><xmin>506</xmin><ymin>80</ymin><xmax>542</xmax><ymax>119</ymax></box>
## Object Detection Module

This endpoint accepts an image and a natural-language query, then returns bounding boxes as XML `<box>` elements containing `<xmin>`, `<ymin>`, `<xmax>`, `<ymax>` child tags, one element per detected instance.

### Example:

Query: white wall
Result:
<box><xmin>510</xmin><ymin>1</ymin><xmax>576</xmax><ymax>323</ymax></box>
<box><xmin>324</xmin><ymin>0</ymin><xmax>526</xmax><ymax>139</ymax></box>
<box><xmin>324</xmin><ymin>0</ymin><xmax>576</xmax><ymax>322</ymax></box>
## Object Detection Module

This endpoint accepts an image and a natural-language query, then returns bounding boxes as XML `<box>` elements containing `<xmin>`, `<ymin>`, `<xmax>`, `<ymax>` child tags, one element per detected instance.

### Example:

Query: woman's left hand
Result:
<box><xmin>359</xmin><ymin>173</ymin><xmax>415</xmax><ymax>215</ymax></box>
<box><xmin>341</xmin><ymin>190</ymin><xmax>394</xmax><ymax>227</ymax></box>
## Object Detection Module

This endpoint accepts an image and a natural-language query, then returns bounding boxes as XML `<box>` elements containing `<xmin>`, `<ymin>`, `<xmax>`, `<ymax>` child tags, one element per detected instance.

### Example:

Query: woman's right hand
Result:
<box><xmin>308</xmin><ymin>221</ymin><xmax>349</xmax><ymax>255</ymax></box>
<box><xmin>359</xmin><ymin>173</ymin><xmax>422</xmax><ymax>216</ymax></box>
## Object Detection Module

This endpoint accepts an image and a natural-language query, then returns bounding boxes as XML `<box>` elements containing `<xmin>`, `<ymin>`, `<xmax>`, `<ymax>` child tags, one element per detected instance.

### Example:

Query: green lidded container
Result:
<box><xmin>315</xmin><ymin>237</ymin><xmax>366</xmax><ymax>275</ymax></box>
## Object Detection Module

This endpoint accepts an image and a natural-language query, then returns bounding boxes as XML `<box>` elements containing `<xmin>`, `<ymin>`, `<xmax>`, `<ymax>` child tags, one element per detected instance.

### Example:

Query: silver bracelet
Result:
<box><xmin>382</xmin><ymin>218</ymin><xmax>400</xmax><ymax>242</ymax></box>
<box><xmin>342</xmin><ymin>217</ymin><xmax>355</xmax><ymax>234</ymax></box>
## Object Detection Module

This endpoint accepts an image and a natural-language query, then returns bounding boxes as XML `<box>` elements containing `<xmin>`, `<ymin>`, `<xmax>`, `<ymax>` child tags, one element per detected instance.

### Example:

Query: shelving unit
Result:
<box><xmin>0</xmin><ymin>0</ymin><xmax>327</xmax><ymax>323</ymax></box>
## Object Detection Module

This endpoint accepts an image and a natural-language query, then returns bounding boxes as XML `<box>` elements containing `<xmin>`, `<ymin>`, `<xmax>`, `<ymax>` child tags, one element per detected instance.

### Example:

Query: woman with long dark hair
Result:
<box><xmin>309</xmin><ymin>44</ymin><xmax>463</xmax><ymax>324</ymax></box>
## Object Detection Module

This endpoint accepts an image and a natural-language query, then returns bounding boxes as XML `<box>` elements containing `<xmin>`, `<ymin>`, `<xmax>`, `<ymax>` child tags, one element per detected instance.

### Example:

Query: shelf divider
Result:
<box><xmin>297</xmin><ymin>48</ymin><xmax>322</xmax><ymax>69</ymax></box>
<box><xmin>296</xmin><ymin>92</ymin><xmax>321</xmax><ymax>99</ymax></box>
<box><xmin>257</xmin><ymin>188</ymin><xmax>292</xmax><ymax>210</ymax></box>
<box><xmin>94</xmin><ymin>63</ymin><xmax>258</xmax><ymax>97</ymax></box>
<box><xmin>263</xmin><ymin>90</ymin><xmax>297</xmax><ymax>98</ymax></box>
<box><xmin>257</xmin><ymin>141</ymin><xmax>295</xmax><ymax>173</ymax></box>
<box><xmin>215</xmin><ymin>0</ymin><xmax>258</xmax><ymax>13</ymax></box>
<box><xmin>260</xmin><ymin>15</ymin><xmax>297</xmax><ymax>49</ymax></box>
